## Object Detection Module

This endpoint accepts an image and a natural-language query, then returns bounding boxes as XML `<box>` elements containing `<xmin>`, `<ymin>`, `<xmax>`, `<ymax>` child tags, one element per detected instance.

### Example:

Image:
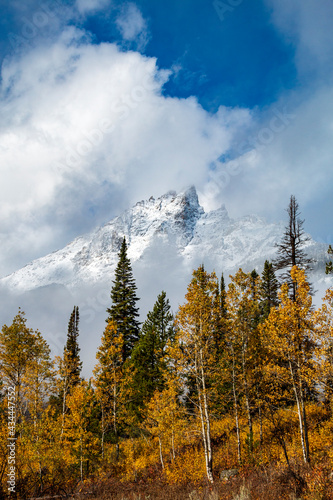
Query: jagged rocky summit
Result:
<box><xmin>1</xmin><ymin>186</ymin><xmax>331</xmax><ymax>295</ymax></box>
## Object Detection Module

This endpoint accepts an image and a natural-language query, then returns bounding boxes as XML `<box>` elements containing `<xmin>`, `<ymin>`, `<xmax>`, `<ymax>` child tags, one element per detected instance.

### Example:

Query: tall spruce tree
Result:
<box><xmin>130</xmin><ymin>291</ymin><xmax>175</xmax><ymax>412</ymax></box>
<box><xmin>326</xmin><ymin>244</ymin><xmax>333</xmax><ymax>274</ymax></box>
<box><xmin>50</xmin><ymin>306</ymin><xmax>82</xmax><ymax>427</ymax></box>
<box><xmin>65</xmin><ymin>305</ymin><xmax>82</xmax><ymax>387</ymax></box>
<box><xmin>274</xmin><ymin>195</ymin><xmax>313</xmax><ymax>301</ymax></box>
<box><xmin>107</xmin><ymin>237</ymin><xmax>140</xmax><ymax>363</ymax></box>
<box><xmin>260</xmin><ymin>260</ymin><xmax>279</xmax><ymax>319</ymax></box>
<box><xmin>220</xmin><ymin>273</ymin><xmax>227</xmax><ymax>317</ymax></box>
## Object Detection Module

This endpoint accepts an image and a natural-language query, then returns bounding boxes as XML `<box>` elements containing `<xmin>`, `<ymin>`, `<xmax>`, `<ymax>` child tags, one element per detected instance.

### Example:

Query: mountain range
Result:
<box><xmin>1</xmin><ymin>186</ymin><xmax>331</xmax><ymax>375</ymax></box>
<box><xmin>2</xmin><ymin>186</ymin><xmax>330</xmax><ymax>293</ymax></box>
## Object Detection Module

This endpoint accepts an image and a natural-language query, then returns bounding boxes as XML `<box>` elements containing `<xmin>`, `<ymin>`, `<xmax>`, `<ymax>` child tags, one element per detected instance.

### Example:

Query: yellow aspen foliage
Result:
<box><xmin>18</xmin><ymin>406</ymin><xmax>68</xmax><ymax>495</ymax></box>
<box><xmin>63</xmin><ymin>381</ymin><xmax>99</xmax><ymax>481</ymax></box>
<box><xmin>260</xmin><ymin>266</ymin><xmax>316</xmax><ymax>464</ymax></box>
<box><xmin>93</xmin><ymin>320</ymin><xmax>124</xmax><ymax>457</ymax></box>
<box><xmin>144</xmin><ymin>380</ymin><xmax>186</xmax><ymax>469</ymax></box>
<box><xmin>21</xmin><ymin>330</ymin><xmax>55</xmax><ymax>428</ymax></box>
<box><xmin>225</xmin><ymin>269</ymin><xmax>262</xmax><ymax>460</ymax></box>
<box><xmin>54</xmin><ymin>348</ymin><xmax>81</xmax><ymax>441</ymax></box>
<box><xmin>0</xmin><ymin>310</ymin><xmax>39</xmax><ymax>420</ymax></box>
<box><xmin>174</xmin><ymin>266</ymin><xmax>219</xmax><ymax>483</ymax></box>
<box><xmin>313</xmin><ymin>287</ymin><xmax>333</xmax><ymax>403</ymax></box>
<box><xmin>0</xmin><ymin>409</ymin><xmax>8</xmax><ymax>495</ymax></box>
<box><xmin>164</xmin><ymin>447</ymin><xmax>206</xmax><ymax>484</ymax></box>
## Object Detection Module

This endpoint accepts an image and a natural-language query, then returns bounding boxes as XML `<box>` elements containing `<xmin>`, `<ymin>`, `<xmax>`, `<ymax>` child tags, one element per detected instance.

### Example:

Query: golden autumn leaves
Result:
<box><xmin>1</xmin><ymin>264</ymin><xmax>333</xmax><ymax>493</ymax></box>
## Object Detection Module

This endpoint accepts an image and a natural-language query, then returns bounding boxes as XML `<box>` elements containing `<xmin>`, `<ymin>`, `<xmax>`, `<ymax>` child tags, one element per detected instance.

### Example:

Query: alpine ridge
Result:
<box><xmin>0</xmin><ymin>186</ymin><xmax>331</xmax><ymax>295</ymax></box>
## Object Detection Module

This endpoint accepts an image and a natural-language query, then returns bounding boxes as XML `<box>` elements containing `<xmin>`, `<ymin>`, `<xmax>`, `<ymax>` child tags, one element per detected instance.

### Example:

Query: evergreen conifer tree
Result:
<box><xmin>107</xmin><ymin>237</ymin><xmax>140</xmax><ymax>363</ymax></box>
<box><xmin>274</xmin><ymin>195</ymin><xmax>313</xmax><ymax>300</ymax></box>
<box><xmin>130</xmin><ymin>291</ymin><xmax>175</xmax><ymax>411</ymax></box>
<box><xmin>260</xmin><ymin>260</ymin><xmax>279</xmax><ymax>319</ymax></box>
<box><xmin>65</xmin><ymin>306</ymin><xmax>82</xmax><ymax>388</ymax></box>
<box><xmin>325</xmin><ymin>244</ymin><xmax>333</xmax><ymax>274</ymax></box>
<box><xmin>250</xmin><ymin>270</ymin><xmax>259</xmax><ymax>303</ymax></box>
<box><xmin>50</xmin><ymin>306</ymin><xmax>82</xmax><ymax>427</ymax></box>
<box><xmin>220</xmin><ymin>273</ymin><xmax>227</xmax><ymax>317</ymax></box>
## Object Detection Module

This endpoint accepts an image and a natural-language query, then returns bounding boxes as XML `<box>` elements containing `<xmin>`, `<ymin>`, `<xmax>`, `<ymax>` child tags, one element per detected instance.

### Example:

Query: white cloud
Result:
<box><xmin>116</xmin><ymin>3</ymin><xmax>149</xmax><ymax>51</ymax></box>
<box><xmin>75</xmin><ymin>0</ymin><xmax>110</xmax><ymax>15</ymax></box>
<box><xmin>202</xmin><ymin>86</ymin><xmax>333</xmax><ymax>243</ymax></box>
<box><xmin>0</xmin><ymin>27</ymin><xmax>249</xmax><ymax>276</ymax></box>
<box><xmin>2</xmin><ymin>1</ymin><xmax>332</xmax><ymax>280</ymax></box>
<box><xmin>265</xmin><ymin>0</ymin><xmax>333</xmax><ymax>79</ymax></box>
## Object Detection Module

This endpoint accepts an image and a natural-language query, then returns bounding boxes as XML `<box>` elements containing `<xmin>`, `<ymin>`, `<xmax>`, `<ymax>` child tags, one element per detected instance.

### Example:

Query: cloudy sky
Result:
<box><xmin>1</xmin><ymin>0</ymin><xmax>333</xmax><ymax>278</ymax></box>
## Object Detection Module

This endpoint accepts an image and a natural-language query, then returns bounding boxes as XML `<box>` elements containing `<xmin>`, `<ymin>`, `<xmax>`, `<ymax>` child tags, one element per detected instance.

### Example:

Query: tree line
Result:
<box><xmin>0</xmin><ymin>195</ymin><xmax>333</xmax><ymax>497</ymax></box>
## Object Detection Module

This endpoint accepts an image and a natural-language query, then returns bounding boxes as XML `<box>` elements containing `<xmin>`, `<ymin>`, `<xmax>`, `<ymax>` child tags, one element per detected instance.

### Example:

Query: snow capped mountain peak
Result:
<box><xmin>0</xmin><ymin>186</ymin><xmax>331</xmax><ymax>297</ymax></box>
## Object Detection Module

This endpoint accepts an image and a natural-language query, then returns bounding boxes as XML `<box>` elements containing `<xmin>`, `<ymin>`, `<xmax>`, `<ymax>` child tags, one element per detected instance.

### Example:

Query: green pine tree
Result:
<box><xmin>65</xmin><ymin>305</ymin><xmax>82</xmax><ymax>388</ymax></box>
<box><xmin>107</xmin><ymin>237</ymin><xmax>140</xmax><ymax>363</ymax></box>
<box><xmin>326</xmin><ymin>244</ymin><xmax>333</xmax><ymax>274</ymax></box>
<box><xmin>220</xmin><ymin>273</ymin><xmax>227</xmax><ymax>317</ymax></box>
<box><xmin>50</xmin><ymin>306</ymin><xmax>82</xmax><ymax>420</ymax></box>
<box><xmin>130</xmin><ymin>291</ymin><xmax>175</xmax><ymax>413</ymax></box>
<box><xmin>260</xmin><ymin>260</ymin><xmax>279</xmax><ymax>319</ymax></box>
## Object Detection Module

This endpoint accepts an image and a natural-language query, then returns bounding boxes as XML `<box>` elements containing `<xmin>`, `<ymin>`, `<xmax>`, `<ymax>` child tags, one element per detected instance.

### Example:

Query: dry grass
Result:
<box><xmin>68</xmin><ymin>460</ymin><xmax>333</xmax><ymax>500</ymax></box>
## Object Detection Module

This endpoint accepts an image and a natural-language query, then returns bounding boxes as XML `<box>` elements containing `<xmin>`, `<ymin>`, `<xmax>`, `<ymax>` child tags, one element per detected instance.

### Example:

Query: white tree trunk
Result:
<box><xmin>289</xmin><ymin>358</ymin><xmax>308</xmax><ymax>463</ymax></box>
<box><xmin>158</xmin><ymin>436</ymin><xmax>164</xmax><ymax>469</ymax></box>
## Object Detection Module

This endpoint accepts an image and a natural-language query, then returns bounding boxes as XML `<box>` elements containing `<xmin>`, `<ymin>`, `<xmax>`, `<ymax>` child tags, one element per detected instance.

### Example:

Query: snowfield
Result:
<box><xmin>1</xmin><ymin>186</ymin><xmax>331</xmax><ymax>296</ymax></box>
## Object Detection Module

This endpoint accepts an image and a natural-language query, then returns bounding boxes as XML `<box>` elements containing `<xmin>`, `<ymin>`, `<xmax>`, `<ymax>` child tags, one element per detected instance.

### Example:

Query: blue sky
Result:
<box><xmin>0</xmin><ymin>0</ymin><xmax>333</xmax><ymax>276</ymax></box>
<box><xmin>79</xmin><ymin>0</ymin><xmax>297</xmax><ymax>109</ymax></box>
<box><xmin>1</xmin><ymin>0</ymin><xmax>297</xmax><ymax>110</ymax></box>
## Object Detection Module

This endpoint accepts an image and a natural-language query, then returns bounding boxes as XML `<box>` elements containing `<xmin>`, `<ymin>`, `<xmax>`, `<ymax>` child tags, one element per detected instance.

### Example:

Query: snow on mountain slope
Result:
<box><xmin>1</xmin><ymin>186</ymin><xmax>331</xmax><ymax>294</ymax></box>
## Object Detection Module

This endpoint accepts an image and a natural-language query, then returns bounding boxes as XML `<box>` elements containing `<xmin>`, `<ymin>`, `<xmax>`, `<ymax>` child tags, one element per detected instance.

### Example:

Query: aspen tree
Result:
<box><xmin>226</xmin><ymin>269</ymin><xmax>262</xmax><ymax>456</ymax></box>
<box><xmin>93</xmin><ymin>320</ymin><xmax>124</xmax><ymax>458</ymax></box>
<box><xmin>22</xmin><ymin>331</ymin><xmax>55</xmax><ymax>428</ymax></box>
<box><xmin>261</xmin><ymin>267</ymin><xmax>316</xmax><ymax>463</ymax></box>
<box><xmin>63</xmin><ymin>381</ymin><xmax>98</xmax><ymax>481</ymax></box>
<box><xmin>0</xmin><ymin>310</ymin><xmax>36</xmax><ymax>420</ymax></box>
<box><xmin>144</xmin><ymin>380</ymin><xmax>185</xmax><ymax>468</ymax></box>
<box><xmin>21</xmin><ymin>331</ymin><xmax>55</xmax><ymax>492</ymax></box>
<box><xmin>313</xmin><ymin>288</ymin><xmax>333</xmax><ymax>404</ymax></box>
<box><xmin>174</xmin><ymin>266</ymin><xmax>219</xmax><ymax>483</ymax></box>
